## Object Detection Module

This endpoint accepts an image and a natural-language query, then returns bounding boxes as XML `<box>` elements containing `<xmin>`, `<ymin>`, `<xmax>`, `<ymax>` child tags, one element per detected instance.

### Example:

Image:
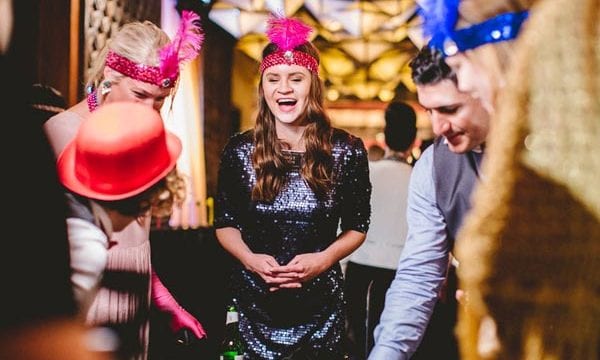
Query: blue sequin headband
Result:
<box><xmin>426</xmin><ymin>11</ymin><xmax>529</xmax><ymax>57</ymax></box>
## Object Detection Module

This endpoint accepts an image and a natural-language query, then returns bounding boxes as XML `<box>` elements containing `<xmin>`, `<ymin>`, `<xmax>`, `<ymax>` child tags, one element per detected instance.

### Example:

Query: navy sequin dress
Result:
<box><xmin>215</xmin><ymin>129</ymin><xmax>371</xmax><ymax>360</ymax></box>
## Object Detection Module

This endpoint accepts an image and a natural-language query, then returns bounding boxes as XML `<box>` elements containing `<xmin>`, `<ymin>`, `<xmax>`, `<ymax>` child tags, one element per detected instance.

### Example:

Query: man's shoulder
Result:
<box><xmin>414</xmin><ymin>145</ymin><xmax>434</xmax><ymax>172</ymax></box>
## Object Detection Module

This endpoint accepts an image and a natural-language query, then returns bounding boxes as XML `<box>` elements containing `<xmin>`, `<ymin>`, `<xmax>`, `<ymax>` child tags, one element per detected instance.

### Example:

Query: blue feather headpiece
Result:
<box><xmin>419</xmin><ymin>0</ymin><xmax>529</xmax><ymax>57</ymax></box>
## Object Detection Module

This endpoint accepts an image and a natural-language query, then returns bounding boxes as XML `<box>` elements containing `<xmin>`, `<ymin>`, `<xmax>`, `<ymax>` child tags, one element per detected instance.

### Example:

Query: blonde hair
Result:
<box><xmin>85</xmin><ymin>21</ymin><xmax>171</xmax><ymax>91</ymax></box>
<box><xmin>455</xmin><ymin>0</ymin><xmax>600</xmax><ymax>358</ymax></box>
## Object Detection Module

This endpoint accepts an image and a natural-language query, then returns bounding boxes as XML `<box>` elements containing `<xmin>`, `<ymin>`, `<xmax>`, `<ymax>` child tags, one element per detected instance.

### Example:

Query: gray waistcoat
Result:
<box><xmin>432</xmin><ymin>137</ymin><xmax>482</xmax><ymax>250</ymax></box>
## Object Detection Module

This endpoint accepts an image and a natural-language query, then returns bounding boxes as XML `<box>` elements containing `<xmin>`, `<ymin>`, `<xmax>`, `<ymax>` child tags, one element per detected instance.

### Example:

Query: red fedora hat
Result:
<box><xmin>57</xmin><ymin>102</ymin><xmax>182</xmax><ymax>201</ymax></box>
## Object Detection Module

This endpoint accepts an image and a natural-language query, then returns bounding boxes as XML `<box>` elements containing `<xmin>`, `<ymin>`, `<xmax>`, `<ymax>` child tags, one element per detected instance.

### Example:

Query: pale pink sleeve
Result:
<box><xmin>44</xmin><ymin>109</ymin><xmax>84</xmax><ymax>157</ymax></box>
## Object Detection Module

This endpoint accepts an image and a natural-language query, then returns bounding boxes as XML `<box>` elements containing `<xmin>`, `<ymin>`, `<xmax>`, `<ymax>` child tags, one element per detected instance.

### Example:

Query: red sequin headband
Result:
<box><xmin>259</xmin><ymin>15</ymin><xmax>319</xmax><ymax>74</ymax></box>
<box><xmin>105</xmin><ymin>11</ymin><xmax>204</xmax><ymax>89</ymax></box>
<box><xmin>259</xmin><ymin>50</ymin><xmax>319</xmax><ymax>74</ymax></box>
<box><xmin>106</xmin><ymin>51</ymin><xmax>176</xmax><ymax>88</ymax></box>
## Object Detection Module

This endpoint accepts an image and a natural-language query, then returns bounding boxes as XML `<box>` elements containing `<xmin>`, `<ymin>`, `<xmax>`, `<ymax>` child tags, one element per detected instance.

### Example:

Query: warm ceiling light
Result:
<box><xmin>209</xmin><ymin>2</ymin><xmax>269</xmax><ymax>38</ymax></box>
<box><xmin>304</xmin><ymin>0</ymin><xmax>350</xmax><ymax>22</ymax></box>
<box><xmin>372</xmin><ymin>25</ymin><xmax>409</xmax><ymax>43</ymax></box>
<box><xmin>327</xmin><ymin>1</ymin><xmax>389</xmax><ymax>37</ymax></box>
<box><xmin>399</xmin><ymin>64</ymin><xmax>417</xmax><ymax>92</ymax></box>
<box><xmin>326</xmin><ymin>88</ymin><xmax>340</xmax><ymax>101</ymax></box>
<box><xmin>222</xmin><ymin>0</ymin><xmax>265</xmax><ymax>11</ymax></box>
<box><xmin>320</xmin><ymin>19</ymin><xmax>344</xmax><ymax>33</ymax></box>
<box><xmin>317</xmin><ymin>27</ymin><xmax>347</xmax><ymax>42</ymax></box>
<box><xmin>236</xmin><ymin>33</ymin><xmax>269</xmax><ymax>61</ymax></box>
<box><xmin>346</xmin><ymin>67</ymin><xmax>367</xmax><ymax>83</ymax></box>
<box><xmin>340</xmin><ymin>39</ymin><xmax>392</xmax><ymax>64</ymax></box>
<box><xmin>210</xmin><ymin>0</ymin><xmax>422</xmax><ymax>101</ymax></box>
<box><xmin>304</xmin><ymin>0</ymin><xmax>346</xmax><ymax>13</ymax></box>
<box><xmin>325</xmin><ymin>74</ymin><xmax>345</xmax><ymax>86</ymax></box>
<box><xmin>350</xmin><ymin>79</ymin><xmax>382</xmax><ymax>100</ymax></box>
<box><xmin>327</xmin><ymin>107</ymin><xmax>385</xmax><ymax>128</ymax></box>
<box><xmin>380</xmin><ymin>3</ymin><xmax>418</xmax><ymax>28</ymax></box>
<box><xmin>289</xmin><ymin>12</ymin><xmax>321</xmax><ymax>37</ymax></box>
<box><xmin>369</xmin><ymin>50</ymin><xmax>410</xmax><ymax>81</ymax></box>
<box><xmin>391</xmin><ymin>26</ymin><xmax>409</xmax><ymax>42</ymax></box>
<box><xmin>406</xmin><ymin>17</ymin><xmax>425</xmax><ymax>49</ymax></box>
<box><xmin>320</xmin><ymin>48</ymin><xmax>356</xmax><ymax>77</ymax></box>
<box><xmin>378</xmin><ymin>88</ymin><xmax>395</xmax><ymax>102</ymax></box>
<box><xmin>374</xmin><ymin>0</ymin><xmax>414</xmax><ymax>16</ymax></box>
<box><xmin>264</xmin><ymin>0</ymin><xmax>304</xmax><ymax>16</ymax></box>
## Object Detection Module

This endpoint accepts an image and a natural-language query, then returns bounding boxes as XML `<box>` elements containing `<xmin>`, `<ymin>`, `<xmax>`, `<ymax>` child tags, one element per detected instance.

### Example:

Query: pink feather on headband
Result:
<box><xmin>266</xmin><ymin>15</ymin><xmax>312</xmax><ymax>51</ymax></box>
<box><xmin>159</xmin><ymin>10</ymin><xmax>204</xmax><ymax>81</ymax></box>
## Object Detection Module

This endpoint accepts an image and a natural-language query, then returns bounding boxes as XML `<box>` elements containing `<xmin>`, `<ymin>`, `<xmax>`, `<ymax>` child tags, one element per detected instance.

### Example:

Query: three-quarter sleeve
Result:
<box><xmin>339</xmin><ymin>136</ymin><xmax>371</xmax><ymax>233</ymax></box>
<box><xmin>214</xmin><ymin>135</ymin><xmax>247</xmax><ymax>230</ymax></box>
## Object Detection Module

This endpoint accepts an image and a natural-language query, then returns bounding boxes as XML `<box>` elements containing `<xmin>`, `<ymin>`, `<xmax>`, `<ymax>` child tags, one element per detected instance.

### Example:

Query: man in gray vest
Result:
<box><xmin>369</xmin><ymin>46</ymin><xmax>490</xmax><ymax>360</ymax></box>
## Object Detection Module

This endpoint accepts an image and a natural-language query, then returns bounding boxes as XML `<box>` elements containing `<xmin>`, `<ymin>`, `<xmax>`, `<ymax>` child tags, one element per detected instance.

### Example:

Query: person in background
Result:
<box><xmin>369</xmin><ymin>45</ymin><xmax>489</xmax><ymax>360</ymax></box>
<box><xmin>367</xmin><ymin>143</ymin><xmax>385</xmax><ymax>162</ymax></box>
<box><xmin>44</xmin><ymin>12</ymin><xmax>206</xmax><ymax>359</ymax></box>
<box><xmin>421</xmin><ymin>0</ymin><xmax>600</xmax><ymax>358</ymax></box>
<box><xmin>214</xmin><ymin>15</ymin><xmax>371</xmax><ymax>359</ymax></box>
<box><xmin>344</xmin><ymin>101</ymin><xmax>417</xmax><ymax>360</ymax></box>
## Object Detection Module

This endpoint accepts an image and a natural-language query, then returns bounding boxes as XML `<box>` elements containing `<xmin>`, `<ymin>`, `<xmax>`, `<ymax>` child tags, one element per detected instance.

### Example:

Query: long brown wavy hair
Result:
<box><xmin>252</xmin><ymin>42</ymin><xmax>333</xmax><ymax>202</ymax></box>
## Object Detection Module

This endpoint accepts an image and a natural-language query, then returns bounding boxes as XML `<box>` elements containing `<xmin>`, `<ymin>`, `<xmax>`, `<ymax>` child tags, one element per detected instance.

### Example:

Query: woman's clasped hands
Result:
<box><xmin>243</xmin><ymin>252</ymin><xmax>332</xmax><ymax>291</ymax></box>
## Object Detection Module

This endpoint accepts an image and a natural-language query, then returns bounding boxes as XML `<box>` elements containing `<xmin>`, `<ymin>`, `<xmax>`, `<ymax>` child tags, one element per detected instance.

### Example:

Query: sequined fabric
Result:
<box><xmin>215</xmin><ymin>129</ymin><xmax>371</xmax><ymax>360</ymax></box>
<box><xmin>106</xmin><ymin>51</ymin><xmax>176</xmax><ymax>88</ymax></box>
<box><xmin>259</xmin><ymin>51</ymin><xmax>319</xmax><ymax>74</ymax></box>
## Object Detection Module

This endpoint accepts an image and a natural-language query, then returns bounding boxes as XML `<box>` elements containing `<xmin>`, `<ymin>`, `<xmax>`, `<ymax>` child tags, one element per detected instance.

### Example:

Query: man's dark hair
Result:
<box><xmin>384</xmin><ymin>101</ymin><xmax>417</xmax><ymax>152</ymax></box>
<box><xmin>409</xmin><ymin>46</ymin><xmax>456</xmax><ymax>85</ymax></box>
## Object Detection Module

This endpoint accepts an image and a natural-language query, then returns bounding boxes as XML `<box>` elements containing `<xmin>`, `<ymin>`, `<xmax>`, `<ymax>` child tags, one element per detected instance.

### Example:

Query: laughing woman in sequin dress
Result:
<box><xmin>214</xmin><ymin>16</ymin><xmax>371</xmax><ymax>360</ymax></box>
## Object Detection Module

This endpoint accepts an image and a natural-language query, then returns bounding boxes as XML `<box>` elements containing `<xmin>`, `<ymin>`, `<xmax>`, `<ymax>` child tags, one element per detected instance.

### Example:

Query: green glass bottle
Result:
<box><xmin>219</xmin><ymin>304</ymin><xmax>245</xmax><ymax>360</ymax></box>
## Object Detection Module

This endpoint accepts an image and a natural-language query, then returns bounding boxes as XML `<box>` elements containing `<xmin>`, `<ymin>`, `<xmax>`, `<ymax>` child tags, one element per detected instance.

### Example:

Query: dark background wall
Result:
<box><xmin>199</xmin><ymin>15</ymin><xmax>238</xmax><ymax>199</ymax></box>
<box><xmin>7</xmin><ymin>0</ymin><xmax>72</xmax><ymax>100</ymax></box>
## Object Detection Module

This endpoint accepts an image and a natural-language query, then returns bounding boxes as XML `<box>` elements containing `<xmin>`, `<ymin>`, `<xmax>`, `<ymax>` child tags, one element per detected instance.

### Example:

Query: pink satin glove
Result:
<box><xmin>151</xmin><ymin>269</ymin><xmax>207</xmax><ymax>339</ymax></box>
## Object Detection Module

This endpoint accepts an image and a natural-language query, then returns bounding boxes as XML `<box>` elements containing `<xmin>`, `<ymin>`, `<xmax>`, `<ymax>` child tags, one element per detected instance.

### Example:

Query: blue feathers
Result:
<box><xmin>418</xmin><ymin>0</ymin><xmax>530</xmax><ymax>57</ymax></box>
<box><xmin>418</xmin><ymin>0</ymin><xmax>460</xmax><ymax>38</ymax></box>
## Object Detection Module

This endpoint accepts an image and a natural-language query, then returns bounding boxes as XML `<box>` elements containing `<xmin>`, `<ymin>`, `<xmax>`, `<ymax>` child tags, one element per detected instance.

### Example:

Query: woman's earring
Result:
<box><xmin>100</xmin><ymin>80</ymin><xmax>112</xmax><ymax>95</ymax></box>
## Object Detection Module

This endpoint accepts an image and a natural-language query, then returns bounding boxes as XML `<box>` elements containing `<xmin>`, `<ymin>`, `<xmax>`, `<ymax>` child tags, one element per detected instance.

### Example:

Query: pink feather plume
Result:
<box><xmin>159</xmin><ymin>10</ymin><xmax>204</xmax><ymax>80</ymax></box>
<box><xmin>266</xmin><ymin>15</ymin><xmax>312</xmax><ymax>52</ymax></box>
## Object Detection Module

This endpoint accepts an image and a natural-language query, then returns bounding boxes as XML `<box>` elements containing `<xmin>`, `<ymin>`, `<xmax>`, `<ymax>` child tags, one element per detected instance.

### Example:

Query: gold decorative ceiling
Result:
<box><xmin>208</xmin><ymin>0</ymin><xmax>424</xmax><ymax>102</ymax></box>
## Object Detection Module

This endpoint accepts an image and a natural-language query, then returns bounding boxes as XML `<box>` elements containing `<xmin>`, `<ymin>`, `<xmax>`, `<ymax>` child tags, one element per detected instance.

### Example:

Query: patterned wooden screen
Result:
<box><xmin>82</xmin><ymin>0</ymin><xmax>161</xmax><ymax>82</ymax></box>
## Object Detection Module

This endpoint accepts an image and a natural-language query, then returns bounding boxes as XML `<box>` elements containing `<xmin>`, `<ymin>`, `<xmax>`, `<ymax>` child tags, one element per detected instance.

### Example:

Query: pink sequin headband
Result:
<box><xmin>260</xmin><ymin>50</ymin><xmax>319</xmax><ymax>74</ymax></box>
<box><xmin>259</xmin><ymin>16</ymin><xmax>319</xmax><ymax>74</ymax></box>
<box><xmin>105</xmin><ymin>10</ymin><xmax>204</xmax><ymax>88</ymax></box>
<box><xmin>106</xmin><ymin>51</ymin><xmax>175</xmax><ymax>88</ymax></box>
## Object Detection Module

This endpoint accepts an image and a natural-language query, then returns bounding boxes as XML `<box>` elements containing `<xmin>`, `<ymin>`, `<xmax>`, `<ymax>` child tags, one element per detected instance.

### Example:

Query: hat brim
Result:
<box><xmin>57</xmin><ymin>132</ymin><xmax>182</xmax><ymax>201</ymax></box>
